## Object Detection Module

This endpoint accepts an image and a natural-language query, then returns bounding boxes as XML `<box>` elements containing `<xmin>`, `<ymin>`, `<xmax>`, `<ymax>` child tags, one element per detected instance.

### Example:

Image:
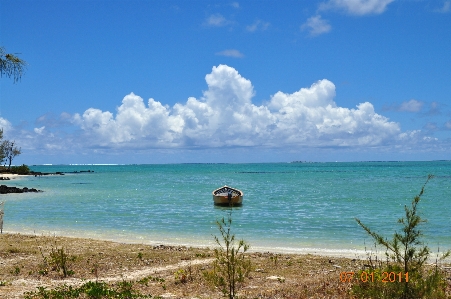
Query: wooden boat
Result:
<box><xmin>212</xmin><ymin>185</ymin><xmax>243</xmax><ymax>206</ymax></box>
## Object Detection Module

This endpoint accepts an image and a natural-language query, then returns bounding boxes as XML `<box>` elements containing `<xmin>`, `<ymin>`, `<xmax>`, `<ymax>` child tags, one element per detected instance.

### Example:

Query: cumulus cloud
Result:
<box><xmin>4</xmin><ymin>65</ymin><xmax>450</xmax><ymax>159</ymax></box>
<box><xmin>301</xmin><ymin>15</ymin><xmax>331</xmax><ymax>36</ymax></box>
<box><xmin>246</xmin><ymin>20</ymin><xmax>270</xmax><ymax>32</ymax></box>
<box><xmin>73</xmin><ymin>93</ymin><xmax>183</xmax><ymax>147</ymax></box>
<box><xmin>73</xmin><ymin>65</ymin><xmax>403</xmax><ymax>149</ymax></box>
<box><xmin>215</xmin><ymin>49</ymin><xmax>244</xmax><ymax>58</ymax></box>
<box><xmin>319</xmin><ymin>0</ymin><xmax>394</xmax><ymax>15</ymax></box>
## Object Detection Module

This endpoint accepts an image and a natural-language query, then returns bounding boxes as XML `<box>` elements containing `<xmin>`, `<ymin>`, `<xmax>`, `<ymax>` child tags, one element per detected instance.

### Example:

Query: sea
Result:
<box><xmin>1</xmin><ymin>161</ymin><xmax>450</xmax><ymax>258</ymax></box>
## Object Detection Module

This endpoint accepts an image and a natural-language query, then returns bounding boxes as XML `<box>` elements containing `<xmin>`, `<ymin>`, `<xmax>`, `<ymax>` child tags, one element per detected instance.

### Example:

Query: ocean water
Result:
<box><xmin>2</xmin><ymin>161</ymin><xmax>450</xmax><ymax>257</ymax></box>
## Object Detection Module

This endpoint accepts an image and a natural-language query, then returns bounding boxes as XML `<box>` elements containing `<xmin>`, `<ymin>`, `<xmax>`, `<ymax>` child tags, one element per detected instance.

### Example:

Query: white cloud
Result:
<box><xmin>435</xmin><ymin>1</ymin><xmax>450</xmax><ymax>13</ymax></box>
<box><xmin>246</xmin><ymin>20</ymin><xmax>270</xmax><ymax>32</ymax></box>
<box><xmin>383</xmin><ymin>99</ymin><xmax>425</xmax><ymax>113</ymax></box>
<box><xmin>73</xmin><ymin>93</ymin><xmax>183</xmax><ymax>146</ymax></box>
<box><xmin>301</xmin><ymin>15</ymin><xmax>331</xmax><ymax>36</ymax></box>
<box><xmin>4</xmin><ymin>65</ymin><xmax>450</xmax><ymax>160</ymax></box>
<box><xmin>34</xmin><ymin>126</ymin><xmax>45</xmax><ymax>135</ymax></box>
<box><xmin>205</xmin><ymin>14</ymin><xmax>229</xmax><ymax>27</ymax></box>
<box><xmin>231</xmin><ymin>2</ymin><xmax>240</xmax><ymax>9</ymax></box>
<box><xmin>0</xmin><ymin>117</ymin><xmax>12</xmax><ymax>135</ymax></box>
<box><xmin>215</xmin><ymin>49</ymin><xmax>244</xmax><ymax>58</ymax></box>
<box><xmin>73</xmin><ymin>65</ymin><xmax>403</xmax><ymax>149</ymax></box>
<box><xmin>445</xmin><ymin>120</ymin><xmax>451</xmax><ymax>130</ymax></box>
<box><xmin>399</xmin><ymin>99</ymin><xmax>423</xmax><ymax>112</ymax></box>
<box><xmin>319</xmin><ymin>0</ymin><xmax>394</xmax><ymax>15</ymax></box>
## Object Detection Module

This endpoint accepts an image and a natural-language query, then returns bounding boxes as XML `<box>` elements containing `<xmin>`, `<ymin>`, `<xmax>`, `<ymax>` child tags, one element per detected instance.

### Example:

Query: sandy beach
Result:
<box><xmin>0</xmin><ymin>174</ymin><xmax>26</xmax><ymax>180</ymax></box>
<box><xmin>0</xmin><ymin>233</ymin><xmax>370</xmax><ymax>299</ymax></box>
<box><xmin>0</xmin><ymin>233</ymin><xmax>450</xmax><ymax>299</ymax></box>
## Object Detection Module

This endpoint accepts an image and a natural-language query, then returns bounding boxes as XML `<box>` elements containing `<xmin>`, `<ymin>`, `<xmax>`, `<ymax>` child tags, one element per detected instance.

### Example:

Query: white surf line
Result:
<box><xmin>9</xmin><ymin>258</ymin><xmax>214</xmax><ymax>294</ymax></box>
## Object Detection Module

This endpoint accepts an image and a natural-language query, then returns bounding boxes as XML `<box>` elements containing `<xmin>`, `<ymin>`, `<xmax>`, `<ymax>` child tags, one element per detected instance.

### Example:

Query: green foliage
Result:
<box><xmin>1</xmin><ymin>140</ymin><xmax>21</xmax><ymax>170</ymax></box>
<box><xmin>0</xmin><ymin>46</ymin><xmax>27</xmax><ymax>83</ymax></box>
<box><xmin>137</xmin><ymin>275</ymin><xmax>165</xmax><ymax>286</ymax></box>
<box><xmin>10</xmin><ymin>164</ymin><xmax>30</xmax><ymax>175</ymax></box>
<box><xmin>270</xmin><ymin>255</ymin><xmax>279</xmax><ymax>266</ymax></box>
<box><xmin>24</xmin><ymin>280</ymin><xmax>151</xmax><ymax>299</ymax></box>
<box><xmin>37</xmin><ymin>243</ymin><xmax>76</xmax><ymax>278</ymax></box>
<box><xmin>204</xmin><ymin>212</ymin><xmax>251</xmax><ymax>299</ymax></box>
<box><xmin>49</xmin><ymin>246</ymin><xmax>76</xmax><ymax>277</ymax></box>
<box><xmin>174</xmin><ymin>268</ymin><xmax>188</xmax><ymax>284</ymax></box>
<box><xmin>353</xmin><ymin>175</ymin><xmax>450</xmax><ymax>299</ymax></box>
<box><xmin>0</xmin><ymin>128</ymin><xmax>22</xmax><ymax>169</ymax></box>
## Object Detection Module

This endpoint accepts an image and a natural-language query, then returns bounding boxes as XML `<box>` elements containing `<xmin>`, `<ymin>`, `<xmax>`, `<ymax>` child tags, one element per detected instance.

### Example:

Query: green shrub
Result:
<box><xmin>204</xmin><ymin>211</ymin><xmax>251</xmax><ymax>299</ymax></box>
<box><xmin>24</xmin><ymin>281</ymin><xmax>151</xmax><ymax>299</ymax></box>
<box><xmin>37</xmin><ymin>242</ymin><xmax>76</xmax><ymax>278</ymax></box>
<box><xmin>10</xmin><ymin>164</ymin><xmax>30</xmax><ymax>175</ymax></box>
<box><xmin>353</xmin><ymin>175</ymin><xmax>450</xmax><ymax>299</ymax></box>
<box><xmin>49</xmin><ymin>246</ymin><xmax>76</xmax><ymax>277</ymax></box>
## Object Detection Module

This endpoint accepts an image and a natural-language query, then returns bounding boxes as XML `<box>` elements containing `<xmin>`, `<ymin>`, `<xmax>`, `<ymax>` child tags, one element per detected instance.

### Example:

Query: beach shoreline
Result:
<box><xmin>1</xmin><ymin>232</ymin><xmax>450</xmax><ymax>299</ymax></box>
<box><xmin>0</xmin><ymin>173</ymin><xmax>27</xmax><ymax>180</ymax></box>
<box><xmin>6</xmin><ymin>230</ymin><xmax>451</xmax><ymax>264</ymax></box>
<box><xmin>0</xmin><ymin>232</ymin><xmax>367</xmax><ymax>299</ymax></box>
<box><xmin>3</xmin><ymin>228</ymin><xmax>370</xmax><ymax>259</ymax></box>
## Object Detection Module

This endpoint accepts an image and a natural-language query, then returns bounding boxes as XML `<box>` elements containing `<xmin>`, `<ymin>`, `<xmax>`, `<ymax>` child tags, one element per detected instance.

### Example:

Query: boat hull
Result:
<box><xmin>213</xmin><ymin>194</ymin><xmax>243</xmax><ymax>206</ymax></box>
<box><xmin>212</xmin><ymin>185</ymin><xmax>244</xmax><ymax>206</ymax></box>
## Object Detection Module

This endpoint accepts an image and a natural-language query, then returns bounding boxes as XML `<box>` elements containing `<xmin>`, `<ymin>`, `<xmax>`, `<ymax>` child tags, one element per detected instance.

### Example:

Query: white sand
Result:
<box><xmin>0</xmin><ymin>173</ymin><xmax>26</xmax><ymax>180</ymax></box>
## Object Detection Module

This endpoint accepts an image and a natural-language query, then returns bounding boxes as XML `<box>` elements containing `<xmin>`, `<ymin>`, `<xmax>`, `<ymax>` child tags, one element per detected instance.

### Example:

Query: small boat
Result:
<box><xmin>212</xmin><ymin>185</ymin><xmax>244</xmax><ymax>206</ymax></box>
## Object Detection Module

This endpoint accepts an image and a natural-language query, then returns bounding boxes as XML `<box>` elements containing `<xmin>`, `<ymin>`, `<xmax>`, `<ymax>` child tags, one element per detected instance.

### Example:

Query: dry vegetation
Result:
<box><xmin>0</xmin><ymin>233</ymin><xmax>363</xmax><ymax>299</ymax></box>
<box><xmin>0</xmin><ymin>233</ymin><xmax>450</xmax><ymax>299</ymax></box>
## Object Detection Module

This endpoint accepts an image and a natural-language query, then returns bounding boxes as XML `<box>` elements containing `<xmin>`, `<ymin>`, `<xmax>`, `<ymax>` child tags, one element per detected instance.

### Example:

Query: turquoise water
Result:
<box><xmin>2</xmin><ymin>161</ymin><xmax>450</xmax><ymax>256</ymax></box>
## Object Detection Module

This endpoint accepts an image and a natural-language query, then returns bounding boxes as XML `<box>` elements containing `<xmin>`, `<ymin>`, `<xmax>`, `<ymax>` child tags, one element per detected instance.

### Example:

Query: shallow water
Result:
<box><xmin>2</xmin><ymin>161</ymin><xmax>450</xmax><ymax>256</ymax></box>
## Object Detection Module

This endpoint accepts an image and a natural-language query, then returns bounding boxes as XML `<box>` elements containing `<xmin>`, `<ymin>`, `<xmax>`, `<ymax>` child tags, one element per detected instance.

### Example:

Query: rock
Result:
<box><xmin>0</xmin><ymin>184</ymin><xmax>43</xmax><ymax>194</ymax></box>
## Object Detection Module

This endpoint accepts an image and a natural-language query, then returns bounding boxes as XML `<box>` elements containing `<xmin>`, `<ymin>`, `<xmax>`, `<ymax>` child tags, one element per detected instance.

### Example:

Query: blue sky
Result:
<box><xmin>1</xmin><ymin>0</ymin><xmax>450</xmax><ymax>164</ymax></box>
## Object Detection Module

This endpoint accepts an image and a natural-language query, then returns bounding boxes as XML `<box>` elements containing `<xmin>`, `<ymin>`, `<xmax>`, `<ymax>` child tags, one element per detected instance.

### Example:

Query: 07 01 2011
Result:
<box><xmin>339</xmin><ymin>271</ymin><xmax>409</xmax><ymax>283</ymax></box>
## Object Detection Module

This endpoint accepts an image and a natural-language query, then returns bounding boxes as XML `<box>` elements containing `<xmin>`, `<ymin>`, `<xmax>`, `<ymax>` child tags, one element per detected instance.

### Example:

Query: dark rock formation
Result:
<box><xmin>30</xmin><ymin>170</ymin><xmax>94</xmax><ymax>176</ymax></box>
<box><xmin>0</xmin><ymin>185</ymin><xmax>43</xmax><ymax>194</ymax></box>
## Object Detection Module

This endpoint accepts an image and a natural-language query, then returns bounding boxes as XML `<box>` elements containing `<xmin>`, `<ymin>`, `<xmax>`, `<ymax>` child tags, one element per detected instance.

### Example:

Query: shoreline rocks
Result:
<box><xmin>0</xmin><ymin>185</ymin><xmax>43</xmax><ymax>194</ymax></box>
<box><xmin>0</xmin><ymin>170</ymin><xmax>93</xmax><ymax>194</ymax></box>
<box><xmin>30</xmin><ymin>170</ymin><xmax>94</xmax><ymax>176</ymax></box>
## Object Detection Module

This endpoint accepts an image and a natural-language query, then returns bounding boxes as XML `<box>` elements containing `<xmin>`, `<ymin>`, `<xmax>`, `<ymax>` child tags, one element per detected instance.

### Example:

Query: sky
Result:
<box><xmin>1</xmin><ymin>0</ymin><xmax>450</xmax><ymax>164</ymax></box>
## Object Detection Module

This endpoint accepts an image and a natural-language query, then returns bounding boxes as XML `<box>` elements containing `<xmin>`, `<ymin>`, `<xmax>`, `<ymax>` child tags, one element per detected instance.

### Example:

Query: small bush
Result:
<box><xmin>174</xmin><ymin>268</ymin><xmax>188</xmax><ymax>283</ymax></box>
<box><xmin>353</xmin><ymin>175</ymin><xmax>450</xmax><ymax>299</ymax></box>
<box><xmin>48</xmin><ymin>246</ymin><xmax>76</xmax><ymax>277</ymax></box>
<box><xmin>10</xmin><ymin>164</ymin><xmax>30</xmax><ymax>175</ymax></box>
<box><xmin>24</xmin><ymin>281</ymin><xmax>151</xmax><ymax>299</ymax></box>
<box><xmin>204</xmin><ymin>212</ymin><xmax>251</xmax><ymax>299</ymax></box>
<box><xmin>37</xmin><ymin>243</ymin><xmax>76</xmax><ymax>278</ymax></box>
